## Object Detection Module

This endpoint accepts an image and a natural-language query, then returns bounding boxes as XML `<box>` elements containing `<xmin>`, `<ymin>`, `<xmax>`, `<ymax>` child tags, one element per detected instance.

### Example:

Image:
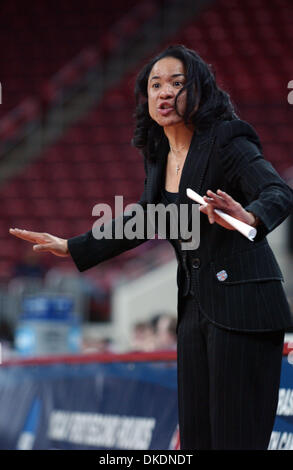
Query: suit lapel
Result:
<box><xmin>178</xmin><ymin>124</ymin><xmax>217</xmax><ymax>209</ymax></box>
<box><xmin>146</xmin><ymin>123</ymin><xmax>218</xmax><ymax>214</ymax></box>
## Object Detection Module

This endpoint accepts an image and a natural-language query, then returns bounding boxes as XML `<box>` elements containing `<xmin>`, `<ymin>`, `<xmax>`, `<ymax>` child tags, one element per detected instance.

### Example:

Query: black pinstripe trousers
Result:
<box><xmin>177</xmin><ymin>293</ymin><xmax>284</xmax><ymax>450</ymax></box>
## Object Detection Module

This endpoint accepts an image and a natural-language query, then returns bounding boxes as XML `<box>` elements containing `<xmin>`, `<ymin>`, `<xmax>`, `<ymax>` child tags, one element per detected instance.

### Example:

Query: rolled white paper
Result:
<box><xmin>186</xmin><ymin>188</ymin><xmax>257</xmax><ymax>242</ymax></box>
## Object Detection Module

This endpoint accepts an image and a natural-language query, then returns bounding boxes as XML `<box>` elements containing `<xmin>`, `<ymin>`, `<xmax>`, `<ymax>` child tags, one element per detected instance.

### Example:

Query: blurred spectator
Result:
<box><xmin>82</xmin><ymin>336</ymin><xmax>115</xmax><ymax>354</ymax></box>
<box><xmin>152</xmin><ymin>313</ymin><xmax>177</xmax><ymax>351</ymax></box>
<box><xmin>130</xmin><ymin>313</ymin><xmax>177</xmax><ymax>352</ymax></box>
<box><xmin>130</xmin><ymin>321</ymin><xmax>156</xmax><ymax>352</ymax></box>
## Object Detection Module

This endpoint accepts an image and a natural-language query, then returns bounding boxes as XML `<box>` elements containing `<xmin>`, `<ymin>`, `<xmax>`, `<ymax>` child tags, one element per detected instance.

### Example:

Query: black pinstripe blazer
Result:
<box><xmin>68</xmin><ymin>118</ymin><xmax>293</xmax><ymax>332</ymax></box>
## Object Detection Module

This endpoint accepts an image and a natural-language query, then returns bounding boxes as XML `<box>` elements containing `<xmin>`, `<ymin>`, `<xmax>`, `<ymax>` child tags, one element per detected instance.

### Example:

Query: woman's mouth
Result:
<box><xmin>158</xmin><ymin>103</ymin><xmax>174</xmax><ymax>116</ymax></box>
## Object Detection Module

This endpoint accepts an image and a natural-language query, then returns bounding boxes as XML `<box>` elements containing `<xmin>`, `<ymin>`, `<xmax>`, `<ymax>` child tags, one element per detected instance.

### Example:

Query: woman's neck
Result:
<box><xmin>164</xmin><ymin>123</ymin><xmax>195</xmax><ymax>159</ymax></box>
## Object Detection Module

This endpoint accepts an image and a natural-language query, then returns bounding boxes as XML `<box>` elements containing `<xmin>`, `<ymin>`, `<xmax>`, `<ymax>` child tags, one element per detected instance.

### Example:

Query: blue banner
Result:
<box><xmin>0</xmin><ymin>358</ymin><xmax>178</xmax><ymax>450</ymax></box>
<box><xmin>0</xmin><ymin>353</ymin><xmax>292</xmax><ymax>450</ymax></box>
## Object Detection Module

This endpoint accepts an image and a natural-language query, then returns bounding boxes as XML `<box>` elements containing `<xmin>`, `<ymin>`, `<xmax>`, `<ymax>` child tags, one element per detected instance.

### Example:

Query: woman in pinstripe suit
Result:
<box><xmin>10</xmin><ymin>45</ymin><xmax>293</xmax><ymax>450</ymax></box>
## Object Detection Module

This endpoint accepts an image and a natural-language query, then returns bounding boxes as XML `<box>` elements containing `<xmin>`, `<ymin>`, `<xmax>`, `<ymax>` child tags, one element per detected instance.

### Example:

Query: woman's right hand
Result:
<box><xmin>9</xmin><ymin>228</ymin><xmax>69</xmax><ymax>257</ymax></box>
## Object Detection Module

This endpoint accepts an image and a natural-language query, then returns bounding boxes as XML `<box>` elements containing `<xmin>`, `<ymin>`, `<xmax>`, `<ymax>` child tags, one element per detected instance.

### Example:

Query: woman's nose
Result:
<box><xmin>159</xmin><ymin>84</ymin><xmax>174</xmax><ymax>98</ymax></box>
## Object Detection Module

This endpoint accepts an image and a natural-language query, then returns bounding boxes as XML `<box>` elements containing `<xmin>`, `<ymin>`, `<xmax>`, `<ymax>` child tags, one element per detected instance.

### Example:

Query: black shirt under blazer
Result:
<box><xmin>68</xmin><ymin>119</ymin><xmax>293</xmax><ymax>332</ymax></box>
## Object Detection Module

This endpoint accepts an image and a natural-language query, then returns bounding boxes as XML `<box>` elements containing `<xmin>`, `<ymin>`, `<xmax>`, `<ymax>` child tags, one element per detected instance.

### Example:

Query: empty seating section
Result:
<box><xmin>0</xmin><ymin>77</ymin><xmax>147</xmax><ymax>278</ymax></box>
<box><xmin>170</xmin><ymin>0</ymin><xmax>293</xmax><ymax>172</ymax></box>
<box><xmin>0</xmin><ymin>0</ymin><xmax>292</xmax><ymax>280</ymax></box>
<box><xmin>0</xmin><ymin>0</ymin><xmax>139</xmax><ymax>114</ymax></box>
<box><xmin>0</xmin><ymin>0</ymin><xmax>159</xmax><ymax>153</ymax></box>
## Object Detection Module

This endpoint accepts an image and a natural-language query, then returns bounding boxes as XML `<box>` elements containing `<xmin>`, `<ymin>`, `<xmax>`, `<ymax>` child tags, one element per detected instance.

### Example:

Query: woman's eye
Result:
<box><xmin>174</xmin><ymin>81</ymin><xmax>183</xmax><ymax>87</ymax></box>
<box><xmin>152</xmin><ymin>83</ymin><xmax>160</xmax><ymax>89</ymax></box>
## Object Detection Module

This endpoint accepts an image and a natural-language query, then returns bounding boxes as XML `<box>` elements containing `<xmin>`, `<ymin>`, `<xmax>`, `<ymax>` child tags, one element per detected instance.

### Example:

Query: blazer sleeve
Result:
<box><xmin>67</xmin><ymin>159</ymin><xmax>151</xmax><ymax>272</ymax></box>
<box><xmin>217</xmin><ymin>119</ymin><xmax>293</xmax><ymax>242</ymax></box>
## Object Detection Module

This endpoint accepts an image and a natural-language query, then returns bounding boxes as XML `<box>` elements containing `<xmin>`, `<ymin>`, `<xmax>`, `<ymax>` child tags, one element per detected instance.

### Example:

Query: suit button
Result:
<box><xmin>192</xmin><ymin>257</ymin><xmax>201</xmax><ymax>269</ymax></box>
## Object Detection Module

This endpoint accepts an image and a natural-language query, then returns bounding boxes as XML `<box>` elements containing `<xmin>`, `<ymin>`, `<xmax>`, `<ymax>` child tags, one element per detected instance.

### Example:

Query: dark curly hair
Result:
<box><xmin>132</xmin><ymin>44</ymin><xmax>238</xmax><ymax>161</ymax></box>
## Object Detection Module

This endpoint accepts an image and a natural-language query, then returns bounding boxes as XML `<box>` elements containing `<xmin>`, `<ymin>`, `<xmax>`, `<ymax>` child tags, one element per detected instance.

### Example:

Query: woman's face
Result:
<box><xmin>147</xmin><ymin>56</ymin><xmax>187</xmax><ymax>128</ymax></box>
